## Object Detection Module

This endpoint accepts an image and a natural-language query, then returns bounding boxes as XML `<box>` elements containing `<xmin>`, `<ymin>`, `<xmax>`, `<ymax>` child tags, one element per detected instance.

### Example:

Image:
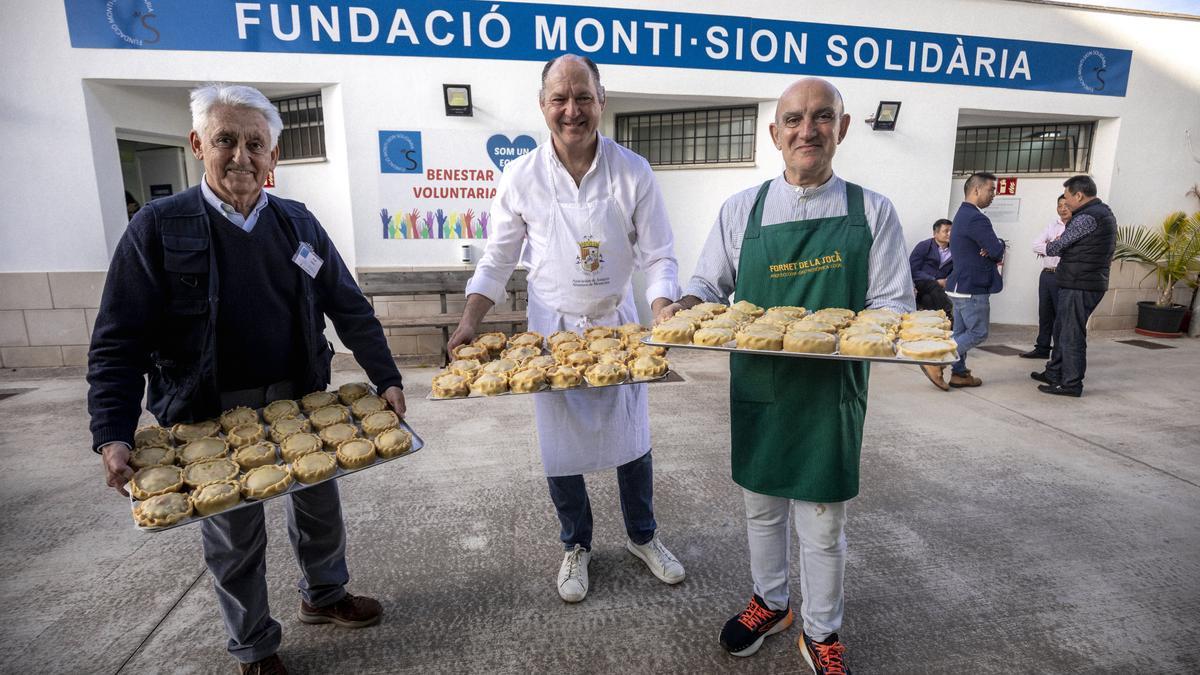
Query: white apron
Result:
<box><xmin>530</xmin><ymin>155</ymin><xmax>650</xmax><ymax>477</ymax></box>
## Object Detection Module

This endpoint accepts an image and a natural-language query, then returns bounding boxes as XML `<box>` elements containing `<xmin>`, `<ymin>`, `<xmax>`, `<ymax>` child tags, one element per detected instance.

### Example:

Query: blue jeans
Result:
<box><xmin>546</xmin><ymin>450</ymin><xmax>657</xmax><ymax>551</ymax></box>
<box><xmin>1044</xmin><ymin>288</ymin><xmax>1105</xmax><ymax>390</ymax></box>
<box><xmin>950</xmin><ymin>294</ymin><xmax>991</xmax><ymax>375</ymax></box>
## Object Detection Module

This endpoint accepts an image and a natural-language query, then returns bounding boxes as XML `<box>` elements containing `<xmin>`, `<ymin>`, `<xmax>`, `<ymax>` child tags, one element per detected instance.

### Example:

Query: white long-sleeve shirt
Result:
<box><xmin>684</xmin><ymin>173</ymin><xmax>915</xmax><ymax>314</ymax></box>
<box><xmin>465</xmin><ymin>135</ymin><xmax>680</xmax><ymax>307</ymax></box>
<box><xmin>1032</xmin><ymin>218</ymin><xmax>1068</xmax><ymax>269</ymax></box>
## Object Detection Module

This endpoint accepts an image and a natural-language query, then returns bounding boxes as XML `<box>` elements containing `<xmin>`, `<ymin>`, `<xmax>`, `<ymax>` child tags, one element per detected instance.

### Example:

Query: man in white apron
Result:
<box><xmin>450</xmin><ymin>55</ymin><xmax>684</xmax><ymax>603</ymax></box>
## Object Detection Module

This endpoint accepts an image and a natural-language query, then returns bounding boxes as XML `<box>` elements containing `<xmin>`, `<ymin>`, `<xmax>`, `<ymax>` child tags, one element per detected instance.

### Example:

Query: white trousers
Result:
<box><xmin>743</xmin><ymin>489</ymin><xmax>847</xmax><ymax>641</ymax></box>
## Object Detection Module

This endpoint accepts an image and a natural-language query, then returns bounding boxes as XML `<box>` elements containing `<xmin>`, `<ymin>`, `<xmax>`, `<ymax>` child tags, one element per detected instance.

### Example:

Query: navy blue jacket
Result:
<box><xmin>946</xmin><ymin>202</ymin><xmax>1006</xmax><ymax>295</ymax></box>
<box><xmin>87</xmin><ymin>186</ymin><xmax>402</xmax><ymax>451</ymax></box>
<box><xmin>908</xmin><ymin>238</ymin><xmax>953</xmax><ymax>282</ymax></box>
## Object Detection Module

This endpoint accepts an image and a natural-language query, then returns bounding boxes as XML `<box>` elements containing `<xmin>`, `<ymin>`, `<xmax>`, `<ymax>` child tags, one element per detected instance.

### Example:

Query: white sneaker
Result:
<box><xmin>557</xmin><ymin>544</ymin><xmax>591</xmax><ymax>603</ymax></box>
<box><xmin>626</xmin><ymin>536</ymin><xmax>685</xmax><ymax>585</ymax></box>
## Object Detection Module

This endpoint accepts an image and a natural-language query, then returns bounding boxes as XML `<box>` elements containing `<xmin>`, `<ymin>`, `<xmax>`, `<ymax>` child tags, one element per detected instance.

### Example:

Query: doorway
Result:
<box><xmin>118</xmin><ymin>139</ymin><xmax>189</xmax><ymax>218</ymax></box>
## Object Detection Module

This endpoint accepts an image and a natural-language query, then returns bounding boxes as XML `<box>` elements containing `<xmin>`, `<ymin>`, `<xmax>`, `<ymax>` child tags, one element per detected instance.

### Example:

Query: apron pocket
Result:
<box><xmin>730</xmin><ymin>353</ymin><xmax>775</xmax><ymax>403</ymax></box>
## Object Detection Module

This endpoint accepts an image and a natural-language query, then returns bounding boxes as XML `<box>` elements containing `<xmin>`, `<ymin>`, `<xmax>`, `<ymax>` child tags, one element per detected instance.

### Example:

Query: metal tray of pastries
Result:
<box><xmin>127</xmin><ymin>383</ymin><xmax>422</xmax><ymax>531</ymax></box>
<box><xmin>427</xmin><ymin>326</ymin><xmax>679</xmax><ymax>400</ymax></box>
<box><xmin>642</xmin><ymin>302</ymin><xmax>958</xmax><ymax>366</ymax></box>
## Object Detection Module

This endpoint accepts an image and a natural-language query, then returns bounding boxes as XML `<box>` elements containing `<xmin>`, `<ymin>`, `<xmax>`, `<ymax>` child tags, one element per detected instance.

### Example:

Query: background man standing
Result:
<box><xmin>909</xmin><ymin>218</ymin><xmax>954</xmax><ymax>315</ymax></box>
<box><xmin>924</xmin><ymin>172</ymin><xmax>1005</xmax><ymax>390</ymax></box>
<box><xmin>1021</xmin><ymin>196</ymin><xmax>1072</xmax><ymax>359</ymax></box>
<box><xmin>88</xmin><ymin>84</ymin><xmax>404</xmax><ymax>675</ymax></box>
<box><xmin>1032</xmin><ymin>175</ymin><xmax>1117</xmax><ymax>397</ymax></box>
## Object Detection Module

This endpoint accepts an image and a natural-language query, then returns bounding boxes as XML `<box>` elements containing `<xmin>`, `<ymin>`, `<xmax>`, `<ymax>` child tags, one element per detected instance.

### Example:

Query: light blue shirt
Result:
<box><xmin>201</xmin><ymin>174</ymin><xmax>269</xmax><ymax>233</ymax></box>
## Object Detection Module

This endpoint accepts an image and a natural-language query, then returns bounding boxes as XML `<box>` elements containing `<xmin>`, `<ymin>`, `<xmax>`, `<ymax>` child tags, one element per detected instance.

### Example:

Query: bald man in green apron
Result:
<box><xmin>665</xmin><ymin>79</ymin><xmax>914</xmax><ymax>674</ymax></box>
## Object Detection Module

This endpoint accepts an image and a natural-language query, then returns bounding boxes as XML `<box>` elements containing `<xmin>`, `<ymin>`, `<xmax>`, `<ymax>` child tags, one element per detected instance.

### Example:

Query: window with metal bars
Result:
<box><xmin>615</xmin><ymin>105</ymin><xmax>757</xmax><ymax>167</ymax></box>
<box><xmin>952</xmin><ymin>122</ymin><xmax>1094</xmax><ymax>175</ymax></box>
<box><xmin>271</xmin><ymin>93</ymin><xmax>325</xmax><ymax>161</ymax></box>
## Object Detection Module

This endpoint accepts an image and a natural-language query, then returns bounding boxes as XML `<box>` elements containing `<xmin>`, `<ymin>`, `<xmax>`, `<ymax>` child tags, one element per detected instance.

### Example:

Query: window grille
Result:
<box><xmin>616</xmin><ymin>105</ymin><xmax>757</xmax><ymax>167</ymax></box>
<box><xmin>952</xmin><ymin>122</ymin><xmax>1094</xmax><ymax>175</ymax></box>
<box><xmin>271</xmin><ymin>93</ymin><xmax>325</xmax><ymax>161</ymax></box>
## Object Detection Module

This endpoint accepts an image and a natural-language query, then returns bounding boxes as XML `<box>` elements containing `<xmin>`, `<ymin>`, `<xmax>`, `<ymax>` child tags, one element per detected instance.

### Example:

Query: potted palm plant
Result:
<box><xmin>1113</xmin><ymin>210</ymin><xmax>1200</xmax><ymax>336</ymax></box>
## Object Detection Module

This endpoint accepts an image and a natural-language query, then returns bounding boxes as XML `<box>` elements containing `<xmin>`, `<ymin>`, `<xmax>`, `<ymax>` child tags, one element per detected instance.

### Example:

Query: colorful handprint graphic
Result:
<box><xmin>478</xmin><ymin>211</ymin><xmax>489</xmax><ymax>239</ymax></box>
<box><xmin>463</xmin><ymin>209</ymin><xmax>475</xmax><ymax>239</ymax></box>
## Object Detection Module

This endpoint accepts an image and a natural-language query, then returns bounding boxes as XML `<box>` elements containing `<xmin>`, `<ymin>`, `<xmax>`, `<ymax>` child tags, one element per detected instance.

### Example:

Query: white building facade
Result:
<box><xmin>1</xmin><ymin>0</ymin><xmax>1197</xmax><ymax>364</ymax></box>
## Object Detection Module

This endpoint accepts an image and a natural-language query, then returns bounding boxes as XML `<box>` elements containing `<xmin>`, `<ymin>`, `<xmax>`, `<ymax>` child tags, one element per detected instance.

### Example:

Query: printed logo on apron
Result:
<box><xmin>576</xmin><ymin>236</ymin><xmax>604</xmax><ymax>274</ymax></box>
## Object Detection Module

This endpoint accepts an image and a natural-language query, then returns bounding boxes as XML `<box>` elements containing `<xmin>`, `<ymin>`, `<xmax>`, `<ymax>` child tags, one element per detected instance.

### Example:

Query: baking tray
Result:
<box><xmin>128</xmin><ymin>419</ymin><xmax>423</xmax><ymax>532</ymax></box>
<box><xmin>640</xmin><ymin>337</ymin><xmax>957</xmax><ymax>366</ymax></box>
<box><xmin>426</xmin><ymin>369</ymin><xmax>681</xmax><ymax>400</ymax></box>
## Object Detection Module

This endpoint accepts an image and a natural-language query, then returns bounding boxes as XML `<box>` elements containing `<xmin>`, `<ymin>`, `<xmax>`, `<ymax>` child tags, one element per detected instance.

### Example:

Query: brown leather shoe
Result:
<box><xmin>949</xmin><ymin>372</ymin><xmax>982</xmax><ymax>387</ymax></box>
<box><xmin>920</xmin><ymin>365</ymin><xmax>950</xmax><ymax>391</ymax></box>
<box><xmin>299</xmin><ymin>593</ymin><xmax>382</xmax><ymax>628</ymax></box>
<box><xmin>238</xmin><ymin>654</ymin><xmax>287</xmax><ymax>675</ymax></box>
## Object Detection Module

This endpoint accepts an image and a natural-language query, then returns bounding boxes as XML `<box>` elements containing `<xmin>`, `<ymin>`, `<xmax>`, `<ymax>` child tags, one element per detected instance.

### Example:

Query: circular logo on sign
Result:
<box><xmin>1077</xmin><ymin>50</ymin><xmax>1107</xmax><ymax>93</ymax></box>
<box><xmin>381</xmin><ymin>133</ymin><xmax>420</xmax><ymax>173</ymax></box>
<box><xmin>105</xmin><ymin>0</ymin><xmax>159</xmax><ymax>46</ymax></box>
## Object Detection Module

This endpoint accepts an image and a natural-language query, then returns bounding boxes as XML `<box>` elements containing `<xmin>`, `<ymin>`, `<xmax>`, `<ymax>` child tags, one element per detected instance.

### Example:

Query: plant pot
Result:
<box><xmin>1134</xmin><ymin>301</ymin><xmax>1186</xmax><ymax>337</ymax></box>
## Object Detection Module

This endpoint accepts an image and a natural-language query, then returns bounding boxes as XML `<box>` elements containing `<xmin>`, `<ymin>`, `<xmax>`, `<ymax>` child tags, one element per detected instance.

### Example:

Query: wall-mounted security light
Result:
<box><xmin>864</xmin><ymin>101</ymin><xmax>901</xmax><ymax>131</ymax></box>
<box><xmin>443</xmin><ymin>84</ymin><xmax>473</xmax><ymax>117</ymax></box>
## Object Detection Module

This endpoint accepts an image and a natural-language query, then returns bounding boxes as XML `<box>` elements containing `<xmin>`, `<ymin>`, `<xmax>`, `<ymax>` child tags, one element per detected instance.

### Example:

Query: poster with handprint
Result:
<box><xmin>378</xmin><ymin>128</ymin><xmax>540</xmax><ymax>240</ymax></box>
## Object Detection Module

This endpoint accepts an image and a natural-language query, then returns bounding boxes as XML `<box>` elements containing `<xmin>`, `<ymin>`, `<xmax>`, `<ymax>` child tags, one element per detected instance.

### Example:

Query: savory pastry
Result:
<box><xmin>552</xmin><ymin>340</ymin><xmax>586</xmax><ymax>361</ymax></box>
<box><xmin>132</xmin><ymin>492</ymin><xmax>192</xmax><ymax>528</ymax></box>
<box><xmin>262</xmin><ymin>399</ymin><xmax>301</xmax><ymax>424</ymax></box>
<box><xmin>134</xmin><ymin>425</ymin><xmax>173</xmax><ymax>449</ymax></box>
<box><xmin>219</xmin><ymin>406</ymin><xmax>258</xmax><ymax>433</ymax></box>
<box><xmin>233</xmin><ymin>442</ymin><xmax>278</xmax><ymax>470</ymax></box>
<box><xmin>583</xmin><ymin>326</ymin><xmax>616</xmax><ymax>341</ymax></box>
<box><xmin>898</xmin><ymin>325</ymin><xmax>951</xmax><ymax>341</ymax></box>
<box><xmin>179</xmin><ymin>436</ymin><xmax>229</xmax><ymax>465</ymax></box>
<box><xmin>447</xmin><ymin>358</ymin><xmax>483</xmax><ymax>380</ymax></box>
<box><xmin>735</xmin><ymin>325</ymin><xmax>784</xmax><ymax>351</ymax></box>
<box><xmin>337</xmin><ymin>382</ymin><xmax>371</xmax><ymax>406</ymax></box>
<box><xmin>810</xmin><ymin>308</ymin><xmax>856</xmax><ymax>328</ymax></box>
<box><xmin>130</xmin><ymin>445</ymin><xmax>176</xmax><ymax>469</ymax></box>
<box><xmin>502</xmin><ymin>345</ymin><xmax>542</xmax><ymax>364</ymax></box>
<box><xmin>291</xmin><ymin>451</ymin><xmax>337</xmax><ymax>484</ymax></box>
<box><xmin>629</xmin><ymin>354</ymin><xmax>669</xmax><ymax>380</ymax></box>
<box><xmin>509</xmin><ymin>367</ymin><xmax>547</xmax><ymax>393</ymax></box>
<box><xmin>788</xmin><ymin>318</ymin><xmax>839</xmax><ymax>335</ymax></box>
<box><xmin>693</xmin><ymin>327</ymin><xmax>735</xmax><ymax>347</ymax></box>
<box><xmin>840</xmin><ymin>323</ymin><xmax>891</xmax><ymax>338</ymax></box>
<box><xmin>350</xmin><ymin>394</ymin><xmax>387</xmax><ymax>419</ymax></box>
<box><xmin>694</xmin><ymin>302</ymin><xmax>728</xmax><ymax>315</ymax></box>
<box><xmin>903</xmin><ymin>309</ymin><xmax>947</xmax><ymax>320</ymax></box>
<box><xmin>783</xmin><ymin>330</ymin><xmax>837</xmax><ymax>354</ymax></box>
<box><xmin>451</xmin><ymin>344</ymin><xmax>490</xmax><ymax>363</ymax></box>
<box><xmin>755</xmin><ymin>314</ymin><xmax>794</xmax><ymax>330</ymax></box>
<box><xmin>857</xmin><ymin>308</ymin><xmax>902</xmax><ymax>327</ymax></box>
<box><xmin>585</xmin><ymin>363</ymin><xmax>628</xmax><ymax>386</ymax></box>
<box><xmin>564</xmin><ymin>350</ymin><xmax>597</xmax><ymax>369</ymax></box>
<box><xmin>598</xmin><ymin>349</ymin><xmax>632</xmax><ymax>366</ymax></box>
<box><xmin>182</xmin><ymin>457</ymin><xmax>239</xmax><ymax>489</ymax></box>
<box><xmin>838</xmin><ymin>333</ymin><xmax>896</xmax><ymax>357</ymax></box>
<box><xmin>724</xmin><ymin>309</ymin><xmax>753</xmax><ymax>325</ymax></box>
<box><xmin>361</xmin><ymin>410</ymin><xmax>400</xmax><ymax>437</ymax></box>
<box><xmin>336</xmin><ymin>438</ymin><xmax>377</xmax><ymax>470</ymax></box>
<box><xmin>472</xmin><ymin>332</ymin><xmax>507</xmax><ymax>357</ymax></box>
<box><xmin>375</xmin><ymin>427</ymin><xmax>414</xmax><ymax>458</ymax></box>
<box><xmin>269</xmin><ymin>416</ymin><xmax>311</xmax><ymax>443</ymax></box>
<box><xmin>616</xmin><ymin>323</ymin><xmax>648</xmax><ymax>336</ymax></box>
<box><xmin>240</xmin><ymin>464</ymin><xmax>292</xmax><ymax>499</ymax></box>
<box><xmin>901</xmin><ymin>314</ymin><xmax>952</xmax><ymax>330</ymax></box>
<box><xmin>318</xmin><ymin>422</ymin><xmax>359</xmax><ymax>451</ymax></box>
<box><xmin>191</xmin><ymin>480</ymin><xmax>241</xmax><ymax>516</ymax></box>
<box><xmin>300</xmin><ymin>390</ymin><xmax>338</xmax><ymax>413</ymax></box>
<box><xmin>651</xmin><ymin>318</ymin><xmax>696</xmax><ymax>345</ymax></box>
<box><xmin>507</xmin><ymin>331</ymin><xmax>545</xmax><ymax>350</ymax></box>
<box><xmin>280</xmin><ymin>432</ymin><xmax>323</xmax><ymax>462</ymax></box>
<box><xmin>730</xmin><ymin>300</ymin><xmax>765</xmax><ymax>317</ymax></box>
<box><xmin>482</xmin><ymin>358</ymin><xmax>520</xmax><ymax>377</ymax></box>
<box><xmin>896</xmin><ymin>338</ymin><xmax>959</xmax><ymax>361</ymax></box>
<box><xmin>129</xmin><ymin>465</ymin><xmax>185</xmax><ymax>501</ymax></box>
<box><xmin>227</xmin><ymin>423</ymin><xmax>265</xmax><ymax>448</ymax></box>
<box><xmin>171</xmin><ymin>419</ymin><xmax>221</xmax><ymax>443</ymax></box>
<box><xmin>431</xmin><ymin>372</ymin><xmax>470</xmax><ymax>399</ymax></box>
<box><xmin>766</xmin><ymin>305</ymin><xmax>808</xmax><ymax>320</ymax></box>
<box><xmin>545</xmin><ymin>365</ymin><xmax>583</xmax><ymax>389</ymax></box>
<box><xmin>547</xmin><ymin>330</ymin><xmax>583</xmax><ymax>348</ymax></box>
<box><xmin>674</xmin><ymin>307</ymin><xmax>713</xmax><ymax>323</ymax></box>
<box><xmin>588</xmin><ymin>337</ymin><xmax>624</xmax><ymax>353</ymax></box>
<box><xmin>624</xmin><ymin>329</ymin><xmax>652</xmax><ymax>346</ymax></box>
<box><xmin>701</xmin><ymin>316</ymin><xmax>742</xmax><ymax>331</ymax></box>
<box><xmin>470</xmin><ymin>372</ymin><xmax>509</xmax><ymax>396</ymax></box>
<box><xmin>629</xmin><ymin>344</ymin><xmax>667</xmax><ymax>359</ymax></box>
<box><xmin>524</xmin><ymin>355</ymin><xmax>559</xmax><ymax>371</ymax></box>
<box><xmin>309</xmin><ymin>404</ymin><xmax>351</xmax><ymax>430</ymax></box>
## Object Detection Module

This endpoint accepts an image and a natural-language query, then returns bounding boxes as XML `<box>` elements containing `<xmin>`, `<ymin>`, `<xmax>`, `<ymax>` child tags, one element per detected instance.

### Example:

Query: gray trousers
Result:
<box><xmin>201</xmin><ymin>383</ymin><xmax>349</xmax><ymax>664</ymax></box>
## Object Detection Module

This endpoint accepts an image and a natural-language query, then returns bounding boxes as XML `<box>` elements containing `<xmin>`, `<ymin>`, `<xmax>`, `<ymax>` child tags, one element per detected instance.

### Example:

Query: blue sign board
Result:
<box><xmin>65</xmin><ymin>1</ymin><xmax>1131</xmax><ymax>96</ymax></box>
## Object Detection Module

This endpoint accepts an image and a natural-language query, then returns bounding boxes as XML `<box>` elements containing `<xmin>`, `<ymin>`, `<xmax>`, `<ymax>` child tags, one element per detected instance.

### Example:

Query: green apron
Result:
<box><xmin>730</xmin><ymin>180</ymin><xmax>873</xmax><ymax>502</ymax></box>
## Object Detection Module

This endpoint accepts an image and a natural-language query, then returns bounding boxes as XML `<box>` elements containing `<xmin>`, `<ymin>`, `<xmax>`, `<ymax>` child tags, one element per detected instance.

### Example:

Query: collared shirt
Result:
<box><xmin>201</xmin><ymin>174</ymin><xmax>269</xmax><ymax>233</ymax></box>
<box><xmin>937</xmin><ymin>243</ymin><xmax>952</xmax><ymax>266</ymax></box>
<box><xmin>684</xmin><ymin>173</ymin><xmax>915</xmax><ymax>314</ymax></box>
<box><xmin>1033</xmin><ymin>218</ymin><xmax>1068</xmax><ymax>268</ymax></box>
<box><xmin>466</xmin><ymin>135</ymin><xmax>680</xmax><ymax>307</ymax></box>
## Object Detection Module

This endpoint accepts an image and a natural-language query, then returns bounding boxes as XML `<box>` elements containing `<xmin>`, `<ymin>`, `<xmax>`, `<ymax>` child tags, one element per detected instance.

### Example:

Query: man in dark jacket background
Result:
<box><xmin>1032</xmin><ymin>175</ymin><xmax>1116</xmax><ymax>397</ymax></box>
<box><xmin>922</xmin><ymin>172</ymin><xmax>1005</xmax><ymax>390</ymax></box>
<box><xmin>909</xmin><ymin>218</ymin><xmax>954</xmax><ymax>315</ymax></box>
<box><xmin>87</xmin><ymin>83</ymin><xmax>405</xmax><ymax>674</ymax></box>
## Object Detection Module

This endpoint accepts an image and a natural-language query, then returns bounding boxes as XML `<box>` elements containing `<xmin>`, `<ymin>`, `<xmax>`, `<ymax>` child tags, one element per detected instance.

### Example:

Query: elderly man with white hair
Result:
<box><xmin>87</xmin><ymin>83</ymin><xmax>404</xmax><ymax>674</ymax></box>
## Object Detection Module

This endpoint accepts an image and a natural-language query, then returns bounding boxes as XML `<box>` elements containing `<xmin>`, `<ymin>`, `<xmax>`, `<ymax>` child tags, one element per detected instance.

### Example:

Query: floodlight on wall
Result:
<box><xmin>864</xmin><ymin>101</ymin><xmax>901</xmax><ymax>131</ymax></box>
<box><xmin>443</xmin><ymin>84</ymin><xmax>473</xmax><ymax>117</ymax></box>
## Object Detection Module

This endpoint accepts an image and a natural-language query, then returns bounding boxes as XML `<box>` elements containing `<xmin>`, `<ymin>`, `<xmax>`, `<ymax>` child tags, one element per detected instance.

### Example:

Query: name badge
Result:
<box><xmin>292</xmin><ymin>242</ymin><xmax>324</xmax><ymax>278</ymax></box>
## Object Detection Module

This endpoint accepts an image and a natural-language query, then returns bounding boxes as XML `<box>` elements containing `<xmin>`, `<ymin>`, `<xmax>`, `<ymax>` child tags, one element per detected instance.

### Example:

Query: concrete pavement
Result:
<box><xmin>1</xmin><ymin>326</ymin><xmax>1197</xmax><ymax>673</ymax></box>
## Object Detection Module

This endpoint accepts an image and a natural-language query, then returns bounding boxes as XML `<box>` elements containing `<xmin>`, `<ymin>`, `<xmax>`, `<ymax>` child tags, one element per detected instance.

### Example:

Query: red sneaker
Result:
<box><xmin>800</xmin><ymin>632</ymin><xmax>852</xmax><ymax>674</ymax></box>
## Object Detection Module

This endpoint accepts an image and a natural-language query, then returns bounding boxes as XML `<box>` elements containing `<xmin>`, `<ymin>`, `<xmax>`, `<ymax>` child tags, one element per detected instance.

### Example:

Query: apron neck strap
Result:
<box><xmin>845</xmin><ymin>182</ymin><xmax>865</xmax><ymax>219</ymax></box>
<box><xmin>744</xmin><ymin>179</ymin><xmax>773</xmax><ymax>241</ymax></box>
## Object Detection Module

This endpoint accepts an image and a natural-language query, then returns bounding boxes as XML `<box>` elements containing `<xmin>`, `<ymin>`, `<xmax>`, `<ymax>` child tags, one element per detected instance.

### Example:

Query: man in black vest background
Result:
<box><xmin>1032</xmin><ymin>175</ymin><xmax>1116</xmax><ymax>397</ymax></box>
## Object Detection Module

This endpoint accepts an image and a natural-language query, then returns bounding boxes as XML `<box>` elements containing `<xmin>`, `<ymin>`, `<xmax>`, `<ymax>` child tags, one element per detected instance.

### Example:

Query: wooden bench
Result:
<box><xmin>358</xmin><ymin>268</ymin><xmax>527</xmax><ymax>361</ymax></box>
